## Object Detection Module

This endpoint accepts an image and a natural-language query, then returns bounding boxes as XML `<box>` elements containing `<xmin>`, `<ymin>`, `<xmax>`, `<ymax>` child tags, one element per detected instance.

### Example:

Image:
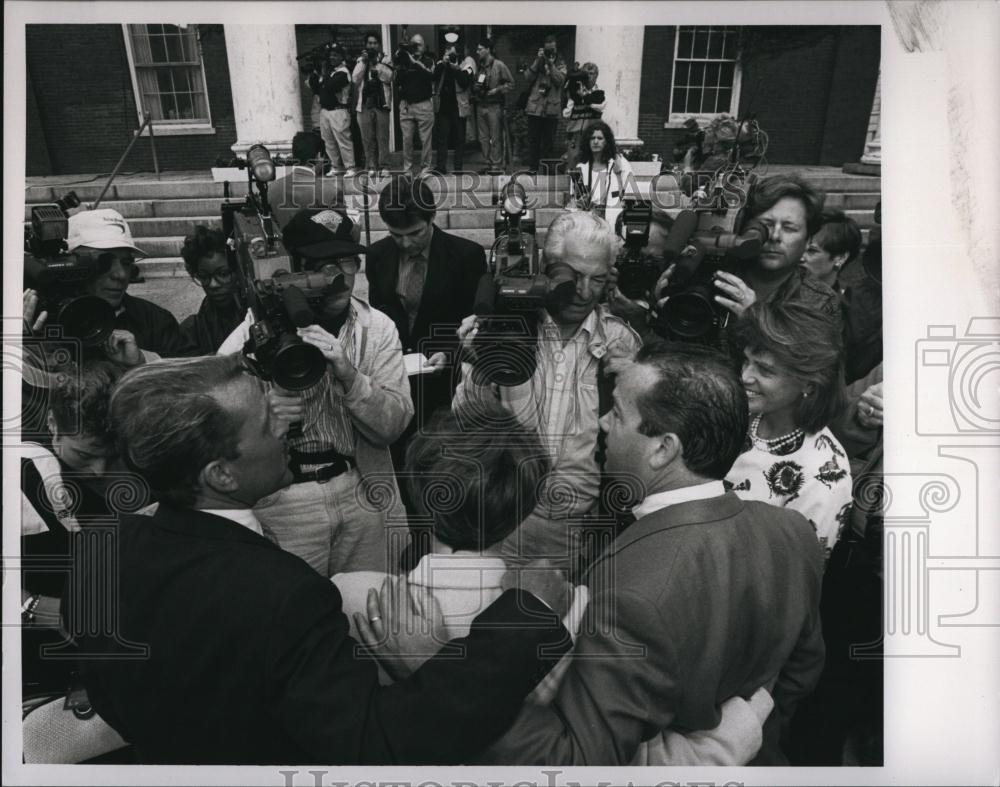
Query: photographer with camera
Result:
<box><xmin>473</xmin><ymin>39</ymin><xmax>514</xmax><ymax>174</ymax></box>
<box><xmin>454</xmin><ymin>210</ymin><xmax>641</xmax><ymax>575</ymax></box>
<box><xmin>524</xmin><ymin>34</ymin><xmax>568</xmax><ymax>174</ymax></box>
<box><xmin>562</xmin><ymin>62</ymin><xmax>606</xmax><ymax>169</ymax></box>
<box><xmin>217</xmin><ymin>208</ymin><xmax>413</xmax><ymax>577</ymax></box>
<box><xmin>352</xmin><ymin>31</ymin><xmax>394</xmax><ymax>178</ymax></box>
<box><xmin>66</xmin><ymin>208</ymin><xmax>185</xmax><ymax>360</ymax></box>
<box><xmin>394</xmin><ymin>32</ymin><xmax>436</xmax><ymax>176</ymax></box>
<box><xmin>308</xmin><ymin>43</ymin><xmax>357</xmax><ymax>177</ymax></box>
<box><xmin>432</xmin><ymin>31</ymin><xmax>477</xmax><ymax>175</ymax></box>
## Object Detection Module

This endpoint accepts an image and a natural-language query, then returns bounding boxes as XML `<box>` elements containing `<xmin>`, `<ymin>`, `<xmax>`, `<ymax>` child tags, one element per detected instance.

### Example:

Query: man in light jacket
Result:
<box><xmin>218</xmin><ymin>208</ymin><xmax>414</xmax><ymax>576</ymax></box>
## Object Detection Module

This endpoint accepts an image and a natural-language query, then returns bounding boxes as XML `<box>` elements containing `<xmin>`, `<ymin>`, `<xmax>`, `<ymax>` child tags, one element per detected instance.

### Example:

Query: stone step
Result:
<box><xmin>824</xmin><ymin>192</ymin><xmax>881</xmax><ymax>210</ymax></box>
<box><xmin>136</xmin><ymin>224</ymin><xmax>873</xmax><ymax>279</ymax></box>
<box><xmin>39</xmin><ymin>203</ymin><xmax>878</xmax><ymax>242</ymax></box>
<box><xmin>25</xmin><ymin>170</ymin><xmax>881</xmax><ymax>207</ymax></box>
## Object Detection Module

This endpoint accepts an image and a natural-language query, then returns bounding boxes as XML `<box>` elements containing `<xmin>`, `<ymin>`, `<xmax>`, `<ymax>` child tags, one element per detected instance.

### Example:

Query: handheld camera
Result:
<box><xmin>23</xmin><ymin>192</ymin><xmax>117</xmax><ymax>346</ymax></box>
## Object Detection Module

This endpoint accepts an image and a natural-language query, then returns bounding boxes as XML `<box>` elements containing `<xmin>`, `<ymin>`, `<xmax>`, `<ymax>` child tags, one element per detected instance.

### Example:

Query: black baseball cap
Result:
<box><xmin>282</xmin><ymin>208</ymin><xmax>367</xmax><ymax>261</ymax></box>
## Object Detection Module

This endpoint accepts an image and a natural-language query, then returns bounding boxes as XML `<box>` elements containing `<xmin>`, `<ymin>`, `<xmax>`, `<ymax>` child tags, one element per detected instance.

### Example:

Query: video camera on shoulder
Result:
<box><xmin>23</xmin><ymin>191</ymin><xmax>117</xmax><ymax>347</ymax></box>
<box><xmin>652</xmin><ymin>169</ymin><xmax>769</xmax><ymax>342</ymax></box>
<box><xmin>297</xmin><ymin>42</ymin><xmax>333</xmax><ymax>75</ymax></box>
<box><xmin>466</xmin><ymin>179</ymin><xmax>576</xmax><ymax>386</ymax></box>
<box><xmin>219</xmin><ymin>144</ymin><xmax>327</xmax><ymax>391</ymax></box>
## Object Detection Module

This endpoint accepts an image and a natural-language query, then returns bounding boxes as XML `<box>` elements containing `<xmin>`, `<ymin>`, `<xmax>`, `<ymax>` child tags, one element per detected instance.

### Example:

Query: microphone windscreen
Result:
<box><xmin>281</xmin><ymin>285</ymin><xmax>316</xmax><ymax>329</ymax></box>
<box><xmin>662</xmin><ymin>209</ymin><xmax>700</xmax><ymax>260</ymax></box>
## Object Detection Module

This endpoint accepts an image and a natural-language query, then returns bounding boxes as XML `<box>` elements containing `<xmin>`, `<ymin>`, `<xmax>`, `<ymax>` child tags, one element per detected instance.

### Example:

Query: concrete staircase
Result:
<box><xmin>24</xmin><ymin>168</ymin><xmax>881</xmax><ymax>278</ymax></box>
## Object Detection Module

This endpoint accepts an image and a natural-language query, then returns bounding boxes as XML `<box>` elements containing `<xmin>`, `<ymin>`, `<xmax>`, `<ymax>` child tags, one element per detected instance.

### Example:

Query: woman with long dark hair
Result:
<box><xmin>575</xmin><ymin>120</ymin><xmax>633</xmax><ymax>228</ymax></box>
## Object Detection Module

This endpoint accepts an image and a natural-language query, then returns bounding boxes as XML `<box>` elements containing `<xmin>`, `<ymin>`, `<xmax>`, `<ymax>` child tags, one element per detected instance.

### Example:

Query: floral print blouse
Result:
<box><xmin>725</xmin><ymin>426</ymin><xmax>854</xmax><ymax>562</ymax></box>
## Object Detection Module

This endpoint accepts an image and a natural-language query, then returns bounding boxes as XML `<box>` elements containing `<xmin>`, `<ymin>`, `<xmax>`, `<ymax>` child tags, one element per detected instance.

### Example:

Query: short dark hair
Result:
<box><xmin>49</xmin><ymin>359</ymin><xmax>127</xmax><ymax>445</ymax></box>
<box><xmin>632</xmin><ymin>342</ymin><xmax>749</xmax><ymax>480</ymax></box>
<box><xmin>477</xmin><ymin>38</ymin><xmax>494</xmax><ymax>53</ymax></box>
<box><xmin>813</xmin><ymin>209</ymin><xmax>862</xmax><ymax>264</ymax></box>
<box><xmin>745</xmin><ymin>174</ymin><xmax>826</xmax><ymax>237</ymax></box>
<box><xmin>180</xmin><ymin>225</ymin><xmax>229</xmax><ymax>279</ymax></box>
<box><xmin>578</xmin><ymin>120</ymin><xmax>618</xmax><ymax>165</ymax></box>
<box><xmin>543</xmin><ymin>34</ymin><xmax>558</xmax><ymax>45</ymax></box>
<box><xmin>363</xmin><ymin>30</ymin><xmax>381</xmax><ymax>44</ymax></box>
<box><xmin>291</xmin><ymin>131</ymin><xmax>324</xmax><ymax>166</ymax></box>
<box><xmin>110</xmin><ymin>355</ymin><xmax>252</xmax><ymax>507</ymax></box>
<box><xmin>405</xmin><ymin>403</ymin><xmax>550</xmax><ymax>551</ymax></box>
<box><xmin>378</xmin><ymin>175</ymin><xmax>437</xmax><ymax>229</ymax></box>
<box><xmin>732</xmin><ymin>300</ymin><xmax>846</xmax><ymax>434</ymax></box>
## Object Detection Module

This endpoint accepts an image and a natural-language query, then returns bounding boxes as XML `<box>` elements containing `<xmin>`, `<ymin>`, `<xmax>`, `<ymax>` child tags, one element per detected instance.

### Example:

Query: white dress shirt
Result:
<box><xmin>631</xmin><ymin>480</ymin><xmax>726</xmax><ymax>521</ymax></box>
<box><xmin>198</xmin><ymin>507</ymin><xmax>264</xmax><ymax>537</ymax></box>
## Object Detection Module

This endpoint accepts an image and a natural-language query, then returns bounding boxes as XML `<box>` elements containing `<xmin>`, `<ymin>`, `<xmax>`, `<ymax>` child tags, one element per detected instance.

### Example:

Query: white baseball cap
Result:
<box><xmin>67</xmin><ymin>208</ymin><xmax>147</xmax><ymax>256</ymax></box>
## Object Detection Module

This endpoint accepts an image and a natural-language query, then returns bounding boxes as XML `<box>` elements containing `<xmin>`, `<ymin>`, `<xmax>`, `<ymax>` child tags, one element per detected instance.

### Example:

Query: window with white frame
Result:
<box><xmin>668</xmin><ymin>26</ymin><xmax>741</xmax><ymax>122</ymax></box>
<box><xmin>124</xmin><ymin>24</ymin><xmax>212</xmax><ymax>126</ymax></box>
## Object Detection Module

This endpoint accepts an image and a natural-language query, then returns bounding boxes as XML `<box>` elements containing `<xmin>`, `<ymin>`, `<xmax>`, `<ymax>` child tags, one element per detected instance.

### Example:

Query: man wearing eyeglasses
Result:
<box><xmin>67</xmin><ymin>209</ymin><xmax>186</xmax><ymax>360</ymax></box>
<box><xmin>218</xmin><ymin>208</ymin><xmax>413</xmax><ymax>577</ymax></box>
<box><xmin>178</xmin><ymin>226</ymin><xmax>244</xmax><ymax>355</ymax></box>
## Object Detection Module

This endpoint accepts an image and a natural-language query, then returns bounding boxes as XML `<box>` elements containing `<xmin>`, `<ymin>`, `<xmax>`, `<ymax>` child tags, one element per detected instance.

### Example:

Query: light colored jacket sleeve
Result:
<box><xmin>341</xmin><ymin>315</ymin><xmax>414</xmax><ymax>447</ymax></box>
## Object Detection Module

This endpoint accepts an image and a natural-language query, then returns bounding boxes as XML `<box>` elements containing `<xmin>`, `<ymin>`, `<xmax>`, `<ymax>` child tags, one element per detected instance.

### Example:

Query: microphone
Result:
<box><xmin>281</xmin><ymin>286</ymin><xmax>316</xmax><ymax>329</ymax></box>
<box><xmin>661</xmin><ymin>209</ymin><xmax>700</xmax><ymax>261</ymax></box>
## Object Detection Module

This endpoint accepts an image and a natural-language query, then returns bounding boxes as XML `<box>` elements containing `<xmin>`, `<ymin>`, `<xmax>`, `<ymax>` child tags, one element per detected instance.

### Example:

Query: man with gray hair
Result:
<box><xmin>454</xmin><ymin>210</ymin><xmax>641</xmax><ymax>577</ymax></box>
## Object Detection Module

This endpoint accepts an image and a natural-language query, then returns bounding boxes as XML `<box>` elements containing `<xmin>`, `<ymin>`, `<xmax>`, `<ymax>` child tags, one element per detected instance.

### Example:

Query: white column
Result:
<box><xmin>574</xmin><ymin>26</ymin><xmax>644</xmax><ymax>148</ymax></box>
<box><xmin>861</xmin><ymin>70</ymin><xmax>881</xmax><ymax>165</ymax></box>
<box><xmin>224</xmin><ymin>25</ymin><xmax>302</xmax><ymax>157</ymax></box>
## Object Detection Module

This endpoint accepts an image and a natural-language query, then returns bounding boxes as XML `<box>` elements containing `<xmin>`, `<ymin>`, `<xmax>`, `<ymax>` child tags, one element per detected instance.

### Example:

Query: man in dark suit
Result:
<box><xmin>365</xmin><ymin>176</ymin><xmax>486</xmax><ymax>536</ymax></box>
<box><xmin>64</xmin><ymin>354</ymin><xmax>571</xmax><ymax>764</ymax></box>
<box><xmin>483</xmin><ymin>342</ymin><xmax>826</xmax><ymax>765</ymax></box>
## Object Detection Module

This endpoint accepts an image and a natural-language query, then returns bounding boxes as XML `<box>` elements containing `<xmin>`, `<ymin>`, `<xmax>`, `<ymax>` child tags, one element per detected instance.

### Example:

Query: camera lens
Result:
<box><xmin>58</xmin><ymin>296</ymin><xmax>116</xmax><ymax>346</ymax></box>
<box><xmin>470</xmin><ymin>317</ymin><xmax>539</xmax><ymax>387</ymax></box>
<box><xmin>272</xmin><ymin>338</ymin><xmax>326</xmax><ymax>391</ymax></box>
<box><xmin>661</xmin><ymin>288</ymin><xmax>716</xmax><ymax>339</ymax></box>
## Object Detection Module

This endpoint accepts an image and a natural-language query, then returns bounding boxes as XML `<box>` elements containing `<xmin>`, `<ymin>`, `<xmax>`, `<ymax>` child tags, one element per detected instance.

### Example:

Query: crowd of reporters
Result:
<box><xmin>19</xmin><ymin>153</ymin><xmax>884</xmax><ymax>765</ymax></box>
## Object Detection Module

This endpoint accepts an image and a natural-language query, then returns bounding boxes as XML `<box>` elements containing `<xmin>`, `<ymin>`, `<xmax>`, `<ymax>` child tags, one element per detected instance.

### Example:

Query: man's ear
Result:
<box><xmin>199</xmin><ymin>459</ymin><xmax>238</xmax><ymax>496</ymax></box>
<box><xmin>832</xmin><ymin>251</ymin><xmax>851</xmax><ymax>271</ymax></box>
<box><xmin>649</xmin><ymin>432</ymin><xmax>683</xmax><ymax>471</ymax></box>
<box><xmin>46</xmin><ymin>410</ymin><xmax>58</xmax><ymax>437</ymax></box>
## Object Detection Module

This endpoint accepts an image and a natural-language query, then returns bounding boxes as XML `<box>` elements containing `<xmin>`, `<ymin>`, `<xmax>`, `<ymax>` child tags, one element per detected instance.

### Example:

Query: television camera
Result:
<box><xmin>654</xmin><ymin>168</ymin><xmax>770</xmax><ymax>341</ymax></box>
<box><xmin>466</xmin><ymin>179</ymin><xmax>575</xmax><ymax>386</ymax></box>
<box><xmin>297</xmin><ymin>42</ymin><xmax>335</xmax><ymax>75</ymax></box>
<box><xmin>220</xmin><ymin>144</ymin><xmax>327</xmax><ymax>391</ymax></box>
<box><xmin>22</xmin><ymin>191</ymin><xmax>117</xmax><ymax>346</ymax></box>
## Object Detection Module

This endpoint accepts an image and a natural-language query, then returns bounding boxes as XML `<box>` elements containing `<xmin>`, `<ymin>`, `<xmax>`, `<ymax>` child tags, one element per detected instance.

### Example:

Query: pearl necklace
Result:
<box><xmin>750</xmin><ymin>415</ymin><xmax>804</xmax><ymax>453</ymax></box>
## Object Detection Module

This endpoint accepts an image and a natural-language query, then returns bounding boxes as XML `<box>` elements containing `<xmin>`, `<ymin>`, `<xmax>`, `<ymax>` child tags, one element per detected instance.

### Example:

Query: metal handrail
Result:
<box><xmin>92</xmin><ymin>112</ymin><xmax>160</xmax><ymax>208</ymax></box>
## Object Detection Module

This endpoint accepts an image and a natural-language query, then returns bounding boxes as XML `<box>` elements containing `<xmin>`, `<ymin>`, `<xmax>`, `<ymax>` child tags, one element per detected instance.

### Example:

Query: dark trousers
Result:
<box><xmin>526</xmin><ymin>115</ymin><xmax>559</xmax><ymax>171</ymax></box>
<box><xmin>435</xmin><ymin>108</ymin><xmax>467</xmax><ymax>172</ymax></box>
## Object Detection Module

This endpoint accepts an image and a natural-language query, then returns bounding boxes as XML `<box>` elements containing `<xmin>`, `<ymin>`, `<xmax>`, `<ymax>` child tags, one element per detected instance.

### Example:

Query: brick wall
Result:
<box><xmin>25</xmin><ymin>66</ymin><xmax>52</xmax><ymax>175</ymax></box>
<box><xmin>25</xmin><ymin>24</ymin><xmax>236</xmax><ymax>176</ymax></box>
<box><xmin>636</xmin><ymin>25</ymin><xmax>880</xmax><ymax>166</ymax></box>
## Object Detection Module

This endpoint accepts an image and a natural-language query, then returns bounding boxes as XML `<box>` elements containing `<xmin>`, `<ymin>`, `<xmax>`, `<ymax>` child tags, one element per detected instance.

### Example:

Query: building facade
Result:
<box><xmin>25</xmin><ymin>24</ymin><xmax>880</xmax><ymax>176</ymax></box>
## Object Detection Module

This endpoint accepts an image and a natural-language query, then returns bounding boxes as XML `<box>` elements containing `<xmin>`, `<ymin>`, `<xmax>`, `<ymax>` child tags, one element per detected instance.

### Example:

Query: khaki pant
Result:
<box><xmin>319</xmin><ymin>108</ymin><xmax>356</xmax><ymax>171</ymax></box>
<box><xmin>399</xmin><ymin>99</ymin><xmax>434</xmax><ymax>173</ymax></box>
<box><xmin>476</xmin><ymin>104</ymin><xmax>504</xmax><ymax>169</ymax></box>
